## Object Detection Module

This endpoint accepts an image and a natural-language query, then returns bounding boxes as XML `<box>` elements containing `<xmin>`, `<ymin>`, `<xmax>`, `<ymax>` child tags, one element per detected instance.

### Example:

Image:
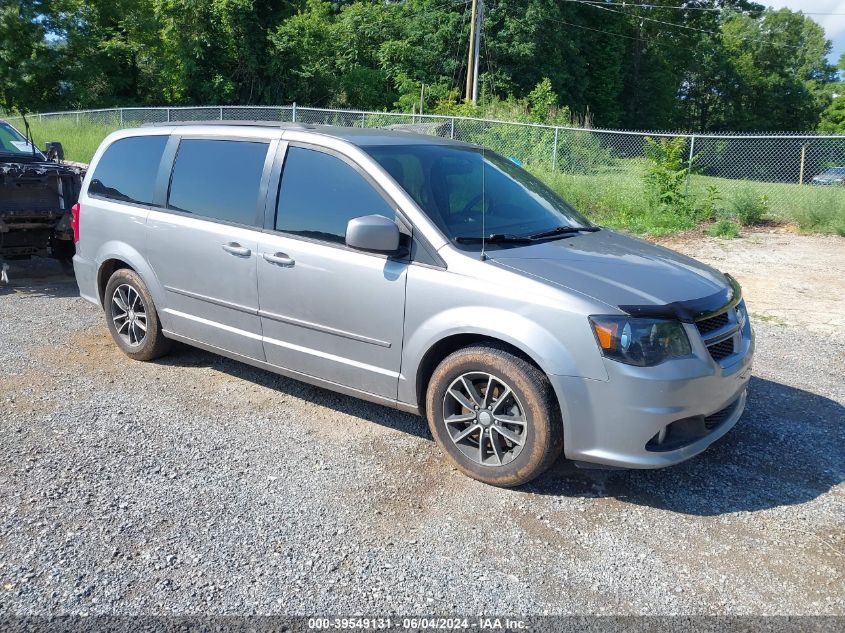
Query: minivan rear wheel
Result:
<box><xmin>426</xmin><ymin>344</ymin><xmax>563</xmax><ymax>487</ymax></box>
<box><xmin>104</xmin><ymin>268</ymin><xmax>171</xmax><ymax>361</ymax></box>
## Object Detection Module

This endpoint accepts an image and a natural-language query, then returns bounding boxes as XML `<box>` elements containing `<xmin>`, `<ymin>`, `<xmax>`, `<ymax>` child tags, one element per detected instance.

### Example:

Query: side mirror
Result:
<box><xmin>44</xmin><ymin>141</ymin><xmax>64</xmax><ymax>162</ymax></box>
<box><xmin>345</xmin><ymin>214</ymin><xmax>400</xmax><ymax>254</ymax></box>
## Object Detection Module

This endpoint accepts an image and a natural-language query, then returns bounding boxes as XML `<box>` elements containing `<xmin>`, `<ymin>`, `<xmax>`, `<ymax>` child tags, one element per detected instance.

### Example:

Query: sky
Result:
<box><xmin>766</xmin><ymin>0</ymin><xmax>845</xmax><ymax>68</ymax></box>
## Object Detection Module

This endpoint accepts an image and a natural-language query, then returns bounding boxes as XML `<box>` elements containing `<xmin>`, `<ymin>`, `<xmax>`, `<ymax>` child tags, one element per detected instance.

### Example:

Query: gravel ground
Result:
<box><xmin>0</xmin><ymin>242</ymin><xmax>843</xmax><ymax>616</ymax></box>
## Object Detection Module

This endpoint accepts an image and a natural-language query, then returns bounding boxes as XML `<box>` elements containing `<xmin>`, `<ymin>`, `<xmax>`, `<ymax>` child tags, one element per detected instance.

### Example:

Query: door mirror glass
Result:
<box><xmin>345</xmin><ymin>215</ymin><xmax>400</xmax><ymax>254</ymax></box>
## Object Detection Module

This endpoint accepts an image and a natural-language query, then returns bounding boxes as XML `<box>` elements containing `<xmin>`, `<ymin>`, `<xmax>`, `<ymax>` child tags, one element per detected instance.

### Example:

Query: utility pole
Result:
<box><xmin>420</xmin><ymin>83</ymin><xmax>425</xmax><ymax>116</ymax></box>
<box><xmin>471</xmin><ymin>0</ymin><xmax>483</xmax><ymax>104</ymax></box>
<box><xmin>464</xmin><ymin>0</ymin><xmax>480</xmax><ymax>103</ymax></box>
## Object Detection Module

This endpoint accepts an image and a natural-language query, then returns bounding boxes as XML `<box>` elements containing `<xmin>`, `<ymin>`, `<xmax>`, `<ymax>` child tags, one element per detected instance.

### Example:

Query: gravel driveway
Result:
<box><xmin>1</xmin><ymin>235</ymin><xmax>843</xmax><ymax>616</ymax></box>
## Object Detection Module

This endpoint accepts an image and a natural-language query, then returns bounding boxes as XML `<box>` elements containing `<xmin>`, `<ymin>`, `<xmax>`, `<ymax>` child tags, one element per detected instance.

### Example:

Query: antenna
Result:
<box><xmin>480</xmin><ymin>148</ymin><xmax>487</xmax><ymax>261</ymax></box>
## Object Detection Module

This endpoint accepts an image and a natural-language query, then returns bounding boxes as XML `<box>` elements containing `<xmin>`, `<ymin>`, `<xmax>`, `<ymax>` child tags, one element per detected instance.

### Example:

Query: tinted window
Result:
<box><xmin>168</xmin><ymin>139</ymin><xmax>268</xmax><ymax>225</ymax></box>
<box><xmin>89</xmin><ymin>135</ymin><xmax>168</xmax><ymax>205</ymax></box>
<box><xmin>364</xmin><ymin>144</ymin><xmax>592</xmax><ymax>244</ymax></box>
<box><xmin>276</xmin><ymin>147</ymin><xmax>395</xmax><ymax>243</ymax></box>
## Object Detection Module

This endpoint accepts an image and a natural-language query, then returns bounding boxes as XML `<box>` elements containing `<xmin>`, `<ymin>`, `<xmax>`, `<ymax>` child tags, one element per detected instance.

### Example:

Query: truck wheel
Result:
<box><xmin>425</xmin><ymin>344</ymin><xmax>563</xmax><ymax>487</ymax></box>
<box><xmin>104</xmin><ymin>268</ymin><xmax>171</xmax><ymax>361</ymax></box>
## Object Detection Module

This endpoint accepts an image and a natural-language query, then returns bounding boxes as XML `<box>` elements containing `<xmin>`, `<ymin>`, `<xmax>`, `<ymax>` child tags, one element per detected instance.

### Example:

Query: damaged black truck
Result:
<box><xmin>1</xmin><ymin>118</ymin><xmax>85</xmax><ymax>278</ymax></box>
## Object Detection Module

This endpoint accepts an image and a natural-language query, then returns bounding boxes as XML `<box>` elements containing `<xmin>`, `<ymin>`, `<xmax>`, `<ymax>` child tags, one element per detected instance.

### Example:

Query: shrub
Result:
<box><xmin>695</xmin><ymin>185</ymin><xmax>722</xmax><ymax>222</ymax></box>
<box><xmin>643</xmin><ymin>136</ymin><xmax>692</xmax><ymax>213</ymax></box>
<box><xmin>728</xmin><ymin>189</ymin><xmax>769</xmax><ymax>226</ymax></box>
<box><xmin>706</xmin><ymin>218</ymin><xmax>741</xmax><ymax>239</ymax></box>
<box><xmin>792</xmin><ymin>196</ymin><xmax>845</xmax><ymax>236</ymax></box>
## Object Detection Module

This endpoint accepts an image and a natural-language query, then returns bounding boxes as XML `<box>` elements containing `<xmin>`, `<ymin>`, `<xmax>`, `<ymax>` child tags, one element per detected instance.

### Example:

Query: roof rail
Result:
<box><xmin>142</xmin><ymin>120</ymin><xmax>313</xmax><ymax>129</ymax></box>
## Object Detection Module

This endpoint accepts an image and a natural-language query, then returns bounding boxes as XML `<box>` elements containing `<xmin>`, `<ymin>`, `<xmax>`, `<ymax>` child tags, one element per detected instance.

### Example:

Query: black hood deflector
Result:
<box><xmin>618</xmin><ymin>274</ymin><xmax>741</xmax><ymax>323</ymax></box>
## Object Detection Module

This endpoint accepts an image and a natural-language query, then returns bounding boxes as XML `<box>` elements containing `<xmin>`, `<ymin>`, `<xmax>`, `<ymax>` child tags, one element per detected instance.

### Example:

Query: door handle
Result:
<box><xmin>222</xmin><ymin>242</ymin><xmax>252</xmax><ymax>257</ymax></box>
<box><xmin>263</xmin><ymin>252</ymin><xmax>295</xmax><ymax>267</ymax></box>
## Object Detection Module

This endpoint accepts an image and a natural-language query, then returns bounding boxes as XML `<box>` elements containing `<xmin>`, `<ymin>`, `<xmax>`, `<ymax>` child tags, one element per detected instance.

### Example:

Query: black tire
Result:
<box><xmin>103</xmin><ymin>268</ymin><xmax>171</xmax><ymax>361</ymax></box>
<box><xmin>425</xmin><ymin>343</ymin><xmax>563</xmax><ymax>487</ymax></box>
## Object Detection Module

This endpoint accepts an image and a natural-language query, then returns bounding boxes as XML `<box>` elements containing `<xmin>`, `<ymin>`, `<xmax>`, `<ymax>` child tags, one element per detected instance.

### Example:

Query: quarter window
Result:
<box><xmin>88</xmin><ymin>135</ymin><xmax>168</xmax><ymax>205</ymax></box>
<box><xmin>168</xmin><ymin>139</ymin><xmax>268</xmax><ymax>226</ymax></box>
<box><xmin>275</xmin><ymin>146</ymin><xmax>395</xmax><ymax>244</ymax></box>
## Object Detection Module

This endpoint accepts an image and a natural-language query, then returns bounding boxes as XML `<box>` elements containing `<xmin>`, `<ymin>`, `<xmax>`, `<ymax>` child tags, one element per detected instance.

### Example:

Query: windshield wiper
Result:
<box><xmin>454</xmin><ymin>233</ymin><xmax>533</xmax><ymax>244</ymax></box>
<box><xmin>20</xmin><ymin>111</ymin><xmax>37</xmax><ymax>159</ymax></box>
<box><xmin>528</xmin><ymin>225</ymin><xmax>601</xmax><ymax>240</ymax></box>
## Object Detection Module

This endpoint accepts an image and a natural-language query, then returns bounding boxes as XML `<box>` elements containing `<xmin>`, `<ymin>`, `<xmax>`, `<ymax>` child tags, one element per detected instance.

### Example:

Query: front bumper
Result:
<box><xmin>551</xmin><ymin>323</ymin><xmax>755</xmax><ymax>469</ymax></box>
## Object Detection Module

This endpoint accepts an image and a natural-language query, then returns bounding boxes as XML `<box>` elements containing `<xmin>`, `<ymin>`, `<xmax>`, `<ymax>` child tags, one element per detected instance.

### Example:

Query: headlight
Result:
<box><xmin>589</xmin><ymin>316</ymin><xmax>692</xmax><ymax>367</ymax></box>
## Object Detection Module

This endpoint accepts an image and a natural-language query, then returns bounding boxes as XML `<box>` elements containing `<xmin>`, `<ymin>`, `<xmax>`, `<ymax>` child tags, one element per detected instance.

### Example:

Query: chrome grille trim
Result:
<box><xmin>702</xmin><ymin>324</ymin><xmax>741</xmax><ymax>346</ymax></box>
<box><xmin>695</xmin><ymin>305</ymin><xmax>740</xmax><ymax>362</ymax></box>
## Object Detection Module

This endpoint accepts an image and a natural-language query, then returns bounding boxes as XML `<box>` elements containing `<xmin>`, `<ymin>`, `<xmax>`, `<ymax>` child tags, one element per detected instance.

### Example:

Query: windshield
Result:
<box><xmin>364</xmin><ymin>143</ymin><xmax>593</xmax><ymax>246</ymax></box>
<box><xmin>0</xmin><ymin>122</ymin><xmax>41</xmax><ymax>157</ymax></box>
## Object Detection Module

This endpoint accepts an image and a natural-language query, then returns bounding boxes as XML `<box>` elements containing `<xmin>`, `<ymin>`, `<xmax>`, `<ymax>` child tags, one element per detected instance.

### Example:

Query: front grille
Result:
<box><xmin>704</xmin><ymin>398</ymin><xmax>740</xmax><ymax>430</ymax></box>
<box><xmin>707</xmin><ymin>338</ymin><xmax>735</xmax><ymax>361</ymax></box>
<box><xmin>696</xmin><ymin>311</ymin><xmax>729</xmax><ymax>335</ymax></box>
<box><xmin>695</xmin><ymin>308</ymin><xmax>738</xmax><ymax>362</ymax></box>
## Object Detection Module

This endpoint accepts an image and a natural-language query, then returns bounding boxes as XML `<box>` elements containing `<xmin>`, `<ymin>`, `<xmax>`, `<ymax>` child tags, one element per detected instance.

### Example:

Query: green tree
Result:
<box><xmin>819</xmin><ymin>53</ymin><xmax>845</xmax><ymax>133</ymax></box>
<box><xmin>152</xmin><ymin>0</ymin><xmax>294</xmax><ymax>105</ymax></box>
<box><xmin>0</xmin><ymin>0</ymin><xmax>63</xmax><ymax>112</ymax></box>
<box><xmin>714</xmin><ymin>9</ymin><xmax>837</xmax><ymax>130</ymax></box>
<box><xmin>0</xmin><ymin>0</ymin><xmax>841</xmax><ymax>133</ymax></box>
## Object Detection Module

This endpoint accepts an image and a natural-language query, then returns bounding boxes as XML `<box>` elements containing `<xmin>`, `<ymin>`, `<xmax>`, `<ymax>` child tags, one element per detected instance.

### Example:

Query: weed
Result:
<box><xmin>706</xmin><ymin>218</ymin><xmax>741</xmax><ymax>239</ymax></box>
<box><xmin>695</xmin><ymin>185</ymin><xmax>722</xmax><ymax>222</ymax></box>
<box><xmin>728</xmin><ymin>189</ymin><xmax>769</xmax><ymax>226</ymax></box>
<box><xmin>792</xmin><ymin>196</ymin><xmax>845</xmax><ymax>236</ymax></box>
<box><xmin>643</xmin><ymin>136</ymin><xmax>692</xmax><ymax>213</ymax></box>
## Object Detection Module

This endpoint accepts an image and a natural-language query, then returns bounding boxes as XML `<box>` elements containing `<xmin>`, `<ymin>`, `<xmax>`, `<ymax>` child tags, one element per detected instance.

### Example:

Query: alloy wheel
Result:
<box><xmin>111</xmin><ymin>283</ymin><xmax>147</xmax><ymax>347</ymax></box>
<box><xmin>442</xmin><ymin>372</ymin><xmax>527</xmax><ymax>467</ymax></box>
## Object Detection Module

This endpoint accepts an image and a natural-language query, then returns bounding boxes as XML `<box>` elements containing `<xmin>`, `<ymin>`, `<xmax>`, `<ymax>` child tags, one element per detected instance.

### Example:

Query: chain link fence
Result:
<box><xmin>8</xmin><ymin>105</ymin><xmax>844</xmax><ymax>225</ymax></box>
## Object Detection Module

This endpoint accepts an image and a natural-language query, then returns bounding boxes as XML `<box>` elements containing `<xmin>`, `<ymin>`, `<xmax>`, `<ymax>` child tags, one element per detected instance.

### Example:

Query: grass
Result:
<box><xmin>28</xmin><ymin>117</ymin><xmax>122</xmax><ymax>163</ymax></box>
<box><xmin>705</xmin><ymin>218</ymin><xmax>741</xmax><ymax>239</ymax></box>
<box><xmin>532</xmin><ymin>168</ymin><xmax>698</xmax><ymax>235</ymax></box>
<box><xmin>535</xmin><ymin>161</ymin><xmax>845</xmax><ymax>237</ymax></box>
<box><xmin>23</xmin><ymin>116</ymin><xmax>845</xmax><ymax>237</ymax></box>
<box><xmin>791</xmin><ymin>195</ymin><xmax>845</xmax><ymax>235</ymax></box>
<box><xmin>687</xmin><ymin>174</ymin><xmax>845</xmax><ymax>235</ymax></box>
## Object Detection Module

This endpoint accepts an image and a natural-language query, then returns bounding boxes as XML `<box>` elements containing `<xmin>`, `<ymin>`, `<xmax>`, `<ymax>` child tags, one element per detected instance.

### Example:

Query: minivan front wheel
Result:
<box><xmin>426</xmin><ymin>344</ymin><xmax>563</xmax><ymax>487</ymax></box>
<box><xmin>104</xmin><ymin>268</ymin><xmax>171</xmax><ymax>361</ymax></box>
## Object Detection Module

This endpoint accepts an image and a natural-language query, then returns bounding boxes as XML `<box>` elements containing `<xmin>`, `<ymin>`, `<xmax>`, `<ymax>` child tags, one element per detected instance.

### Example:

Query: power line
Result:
<box><xmin>566</xmin><ymin>0</ymin><xmax>814</xmax><ymax>50</ymax></box>
<box><xmin>572</xmin><ymin>0</ymin><xmax>730</xmax><ymax>37</ymax></box>
<box><xmin>447</xmin><ymin>1</ymin><xmax>473</xmax><ymax>97</ymax></box>
<box><xmin>560</xmin><ymin>0</ymin><xmax>845</xmax><ymax>16</ymax></box>
<box><xmin>518</xmin><ymin>16</ymin><xmax>645</xmax><ymax>42</ymax></box>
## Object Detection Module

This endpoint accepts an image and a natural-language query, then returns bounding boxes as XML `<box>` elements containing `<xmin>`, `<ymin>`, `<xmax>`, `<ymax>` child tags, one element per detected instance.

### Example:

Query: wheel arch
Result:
<box><xmin>413</xmin><ymin>333</ymin><xmax>557</xmax><ymax>418</ymax></box>
<box><xmin>94</xmin><ymin>241</ymin><xmax>165</xmax><ymax>312</ymax></box>
<box><xmin>97</xmin><ymin>258</ymin><xmax>135</xmax><ymax>306</ymax></box>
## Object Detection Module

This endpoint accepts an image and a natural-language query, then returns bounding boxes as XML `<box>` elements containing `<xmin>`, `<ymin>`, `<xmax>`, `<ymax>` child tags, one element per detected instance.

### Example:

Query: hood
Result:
<box><xmin>487</xmin><ymin>229</ymin><xmax>733</xmax><ymax>316</ymax></box>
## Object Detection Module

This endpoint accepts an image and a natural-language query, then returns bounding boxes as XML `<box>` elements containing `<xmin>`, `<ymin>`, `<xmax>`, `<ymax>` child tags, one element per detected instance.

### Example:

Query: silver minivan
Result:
<box><xmin>72</xmin><ymin>122</ymin><xmax>754</xmax><ymax>486</ymax></box>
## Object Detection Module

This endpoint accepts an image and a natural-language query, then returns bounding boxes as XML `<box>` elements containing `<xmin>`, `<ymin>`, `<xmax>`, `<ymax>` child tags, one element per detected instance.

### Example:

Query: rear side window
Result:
<box><xmin>168</xmin><ymin>139</ymin><xmax>269</xmax><ymax>226</ymax></box>
<box><xmin>88</xmin><ymin>135</ymin><xmax>168</xmax><ymax>205</ymax></box>
<box><xmin>275</xmin><ymin>146</ymin><xmax>394</xmax><ymax>243</ymax></box>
